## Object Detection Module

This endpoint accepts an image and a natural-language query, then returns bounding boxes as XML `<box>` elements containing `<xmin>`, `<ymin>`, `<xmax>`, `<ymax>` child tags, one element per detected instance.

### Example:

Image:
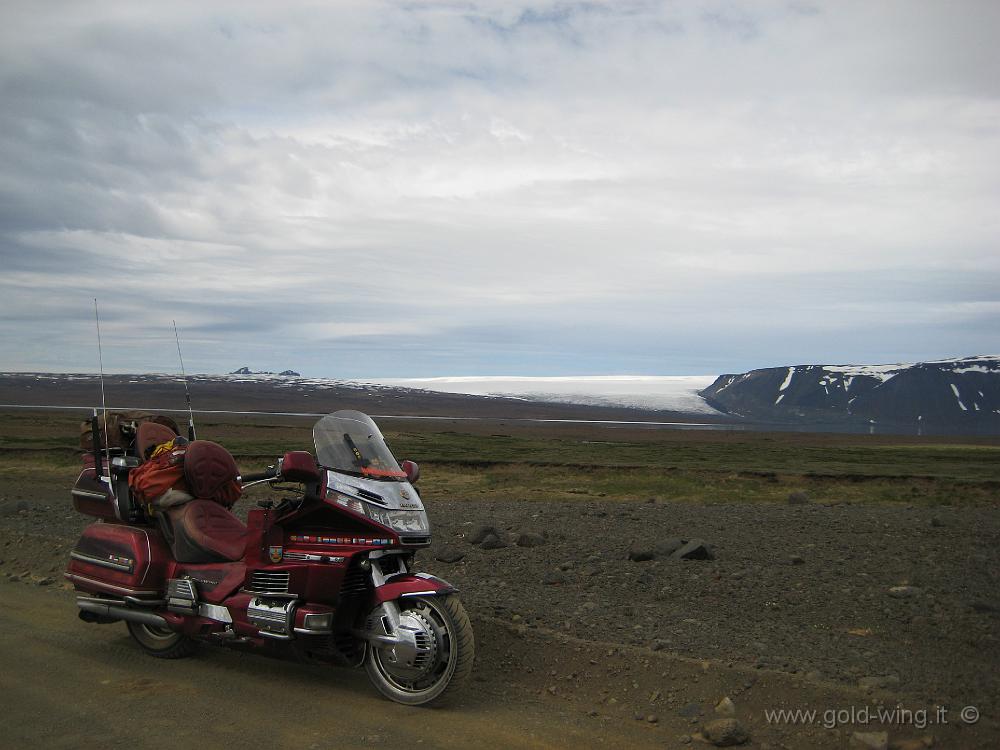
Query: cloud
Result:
<box><xmin>1</xmin><ymin>0</ymin><xmax>998</xmax><ymax>376</ymax></box>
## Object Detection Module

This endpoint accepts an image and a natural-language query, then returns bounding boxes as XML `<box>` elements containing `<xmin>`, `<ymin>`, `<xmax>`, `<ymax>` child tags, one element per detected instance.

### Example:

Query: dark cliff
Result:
<box><xmin>700</xmin><ymin>356</ymin><xmax>1000</xmax><ymax>434</ymax></box>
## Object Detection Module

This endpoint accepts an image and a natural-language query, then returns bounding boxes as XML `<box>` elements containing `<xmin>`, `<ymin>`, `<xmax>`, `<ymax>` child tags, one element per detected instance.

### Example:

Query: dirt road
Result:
<box><xmin>1</xmin><ymin>581</ymin><xmax>660</xmax><ymax>750</ymax></box>
<box><xmin>2</xmin><ymin>578</ymin><xmax>994</xmax><ymax>750</ymax></box>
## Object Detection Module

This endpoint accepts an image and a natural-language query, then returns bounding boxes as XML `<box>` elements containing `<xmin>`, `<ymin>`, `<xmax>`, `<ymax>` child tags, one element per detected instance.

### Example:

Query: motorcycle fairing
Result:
<box><xmin>325</xmin><ymin>472</ymin><xmax>423</xmax><ymax>512</ymax></box>
<box><xmin>173</xmin><ymin>562</ymin><xmax>247</xmax><ymax>604</ymax></box>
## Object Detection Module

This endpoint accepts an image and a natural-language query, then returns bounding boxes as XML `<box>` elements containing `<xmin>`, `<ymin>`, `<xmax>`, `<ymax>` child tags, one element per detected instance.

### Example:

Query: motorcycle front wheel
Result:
<box><xmin>364</xmin><ymin>594</ymin><xmax>474</xmax><ymax>706</ymax></box>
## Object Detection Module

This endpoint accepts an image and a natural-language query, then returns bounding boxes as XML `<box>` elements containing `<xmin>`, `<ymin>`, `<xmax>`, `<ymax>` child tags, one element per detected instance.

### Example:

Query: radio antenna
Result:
<box><xmin>173</xmin><ymin>319</ymin><xmax>197</xmax><ymax>440</ymax></box>
<box><xmin>93</xmin><ymin>299</ymin><xmax>113</xmax><ymax>493</ymax></box>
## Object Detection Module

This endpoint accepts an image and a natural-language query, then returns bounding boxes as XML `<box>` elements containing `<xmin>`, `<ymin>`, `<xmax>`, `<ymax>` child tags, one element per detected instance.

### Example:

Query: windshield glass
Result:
<box><xmin>313</xmin><ymin>410</ymin><xmax>405</xmax><ymax>480</ymax></box>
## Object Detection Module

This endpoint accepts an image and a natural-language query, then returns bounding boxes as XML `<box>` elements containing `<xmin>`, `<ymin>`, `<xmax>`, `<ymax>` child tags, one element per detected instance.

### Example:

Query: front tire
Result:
<box><xmin>365</xmin><ymin>595</ymin><xmax>474</xmax><ymax>706</ymax></box>
<box><xmin>126</xmin><ymin>621</ymin><xmax>198</xmax><ymax>659</ymax></box>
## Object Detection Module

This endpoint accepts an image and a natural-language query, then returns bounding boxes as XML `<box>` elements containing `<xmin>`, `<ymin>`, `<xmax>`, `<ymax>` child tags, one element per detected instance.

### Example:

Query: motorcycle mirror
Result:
<box><xmin>279</xmin><ymin>451</ymin><xmax>322</xmax><ymax>483</ymax></box>
<box><xmin>400</xmin><ymin>459</ymin><xmax>420</xmax><ymax>484</ymax></box>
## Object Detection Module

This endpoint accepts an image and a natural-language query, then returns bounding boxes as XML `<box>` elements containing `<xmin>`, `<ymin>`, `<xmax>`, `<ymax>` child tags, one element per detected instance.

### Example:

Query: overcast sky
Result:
<box><xmin>1</xmin><ymin>1</ymin><xmax>997</xmax><ymax>377</ymax></box>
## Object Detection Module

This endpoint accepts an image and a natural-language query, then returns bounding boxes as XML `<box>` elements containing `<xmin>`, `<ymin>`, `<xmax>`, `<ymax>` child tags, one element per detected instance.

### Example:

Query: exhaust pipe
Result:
<box><xmin>77</xmin><ymin>599</ymin><xmax>170</xmax><ymax>629</ymax></box>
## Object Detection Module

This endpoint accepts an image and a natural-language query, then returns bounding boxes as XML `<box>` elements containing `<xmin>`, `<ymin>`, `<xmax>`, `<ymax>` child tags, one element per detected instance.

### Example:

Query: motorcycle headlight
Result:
<box><xmin>363</xmin><ymin>505</ymin><xmax>430</xmax><ymax>534</ymax></box>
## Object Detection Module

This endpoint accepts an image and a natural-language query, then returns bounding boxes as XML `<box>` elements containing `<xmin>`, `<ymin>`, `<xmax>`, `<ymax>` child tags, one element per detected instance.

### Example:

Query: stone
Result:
<box><xmin>787</xmin><ymin>491</ymin><xmax>809</xmax><ymax>504</ymax></box>
<box><xmin>516</xmin><ymin>532</ymin><xmax>546</xmax><ymax>548</ymax></box>
<box><xmin>678</xmin><ymin>702</ymin><xmax>702</xmax><ymax>718</ymax></box>
<box><xmin>888</xmin><ymin>586</ymin><xmax>921</xmax><ymax>598</ymax></box>
<box><xmin>889</xmin><ymin>739</ymin><xmax>934</xmax><ymax>750</ymax></box>
<box><xmin>850</xmin><ymin>731</ymin><xmax>888</xmax><ymax>750</ymax></box>
<box><xmin>672</xmin><ymin>539</ymin><xmax>715</xmax><ymax>561</ymax></box>
<box><xmin>789</xmin><ymin>555</ymin><xmax>805</xmax><ymax>565</ymax></box>
<box><xmin>636</xmin><ymin>571</ymin><xmax>655</xmax><ymax>586</ymax></box>
<box><xmin>627</xmin><ymin>545</ymin><xmax>655</xmax><ymax>562</ymax></box>
<box><xmin>480</xmin><ymin>533</ymin><xmax>507</xmax><ymax>550</ymax></box>
<box><xmin>37</xmin><ymin>576</ymin><xmax>54</xmax><ymax>586</ymax></box>
<box><xmin>654</xmin><ymin>537</ymin><xmax>685</xmax><ymax>556</ymax></box>
<box><xmin>702</xmin><ymin>718</ymin><xmax>750</xmax><ymax>746</ymax></box>
<box><xmin>714</xmin><ymin>697</ymin><xmax>736</xmax><ymax>716</ymax></box>
<box><xmin>468</xmin><ymin>524</ymin><xmax>497</xmax><ymax>545</ymax></box>
<box><xmin>542</xmin><ymin>572</ymin><xmax>567</xmax><ymax>585</ymax></box>
<box><xmin>435</xmin><ymin>547</ymin><xmax>465</xmax><ymax>563</ymax></box>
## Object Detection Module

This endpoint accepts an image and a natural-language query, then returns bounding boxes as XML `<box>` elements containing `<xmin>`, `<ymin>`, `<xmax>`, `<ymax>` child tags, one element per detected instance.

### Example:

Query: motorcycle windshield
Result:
<box><xmin>313</xmin><ymin>410</ymin><xmax>406</xmax><ymax>480</ymax></box>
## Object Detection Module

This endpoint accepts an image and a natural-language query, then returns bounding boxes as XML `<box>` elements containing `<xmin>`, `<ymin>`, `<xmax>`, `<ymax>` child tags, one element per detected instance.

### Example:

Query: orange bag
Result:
<box><xmin>128</xmin><ymin>439</ymin><xmax>189</xmax><ymax>506</ymax></box>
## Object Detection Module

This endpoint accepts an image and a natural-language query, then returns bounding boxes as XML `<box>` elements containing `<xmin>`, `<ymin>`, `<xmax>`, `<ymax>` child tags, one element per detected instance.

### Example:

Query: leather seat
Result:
<box><xmin>165</xmin><ymin>500</ymin><xmax>247</xmax><ymax>563</ymax></box>
<box><xmin>184</xmin><ymin>440</ymin><xmax>242</xmax><ymax>508</ymax></box>
<box><xmin>159</xmin><ymin>440</ymin><xmax>245</xmax><ymax>563</ymax></box>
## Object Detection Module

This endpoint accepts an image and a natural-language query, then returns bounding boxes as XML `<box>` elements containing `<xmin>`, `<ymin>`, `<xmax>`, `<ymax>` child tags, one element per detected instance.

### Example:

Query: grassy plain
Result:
<box><xmin>1</xmin><ymin>408</ymin><xmax>998</xmax><ymax>506</ymax></box>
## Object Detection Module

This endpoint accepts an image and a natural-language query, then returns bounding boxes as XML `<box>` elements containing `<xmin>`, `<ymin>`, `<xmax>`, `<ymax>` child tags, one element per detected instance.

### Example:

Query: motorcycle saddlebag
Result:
<box><xmin>66</xmin><ymin>523</ymin><xmax>170</xmax><ymax>598</ymax></box>
<box><xmin>72</xmin><ymin>457</ymin><xmax>123</xmax><ymax>520</ymax></box>
<box><xmin>72</xmin><ymin>454</ymin><xmax>135</xmax><ymax>521</ymax></box>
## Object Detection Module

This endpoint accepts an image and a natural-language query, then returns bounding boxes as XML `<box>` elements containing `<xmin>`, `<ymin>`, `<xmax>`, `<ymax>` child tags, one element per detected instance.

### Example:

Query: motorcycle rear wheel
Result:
<box><xmin>126</xmin><ymin>621</ymin><xmax>198</xmax><ymax>659</ymax></box>
<box><xmin>365</xmin><ymin>594</ymin><xmax>474</xmax><ymax>706</ymax></box>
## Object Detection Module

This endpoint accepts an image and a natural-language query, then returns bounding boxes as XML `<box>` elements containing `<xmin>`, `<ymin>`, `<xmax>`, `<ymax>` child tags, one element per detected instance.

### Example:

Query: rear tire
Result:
<box><xmin>365</xmin><ymin>594</ymin><xmax>475</xmax><ymax>706</ymax></box>
<box><xmin>126</xmin><ymin>621</ymin><xmax>198</xmax><ymax>659</ymax></box>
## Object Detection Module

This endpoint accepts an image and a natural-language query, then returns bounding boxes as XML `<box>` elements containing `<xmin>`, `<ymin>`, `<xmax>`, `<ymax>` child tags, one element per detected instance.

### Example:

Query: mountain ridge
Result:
<box><xmin>700</xmin><ymin>355</ymin><xmax>1000</xmax><ymax>433</ymax></box>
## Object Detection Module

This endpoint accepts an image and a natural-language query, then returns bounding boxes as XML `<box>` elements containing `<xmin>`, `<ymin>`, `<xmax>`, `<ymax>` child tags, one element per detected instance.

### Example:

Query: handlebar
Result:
<box><xmin>241</xmin><ymin>466</ymin><xmax>278</xmax><ymax>483</ymax></box>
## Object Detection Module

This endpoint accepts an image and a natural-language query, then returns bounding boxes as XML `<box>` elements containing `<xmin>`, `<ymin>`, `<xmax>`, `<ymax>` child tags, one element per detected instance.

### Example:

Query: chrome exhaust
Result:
<box><xmin>77</xmin><ymin>598</ymin><xmax>170</xmax><ymax>628</ymax></box>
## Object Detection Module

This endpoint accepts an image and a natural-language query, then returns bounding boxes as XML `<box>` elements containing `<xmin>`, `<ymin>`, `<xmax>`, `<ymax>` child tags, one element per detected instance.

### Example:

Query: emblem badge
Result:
<box><xmin>400</xmin><ymin>488</ymin><xmax>410</xmax><ymax>500</ymax></box>
<box><xmin>268</xmin><ymin>546</ymin><xmax>283</xmax><ymax>563</ymax></box>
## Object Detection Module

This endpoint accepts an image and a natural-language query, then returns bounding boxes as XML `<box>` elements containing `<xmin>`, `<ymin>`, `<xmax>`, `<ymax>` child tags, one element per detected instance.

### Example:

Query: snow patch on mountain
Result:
<box><xmin>700</xmin><ymin>355</ymin><xmax>1000</xmax><ymax>432</ymax></box>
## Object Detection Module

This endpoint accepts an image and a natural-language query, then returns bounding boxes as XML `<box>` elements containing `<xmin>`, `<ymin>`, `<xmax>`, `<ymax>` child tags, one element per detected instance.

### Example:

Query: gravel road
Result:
<box><xmin>1</xmin><ymin>486</ymin><xmax>997</xmax><ymax>749</ymax></box>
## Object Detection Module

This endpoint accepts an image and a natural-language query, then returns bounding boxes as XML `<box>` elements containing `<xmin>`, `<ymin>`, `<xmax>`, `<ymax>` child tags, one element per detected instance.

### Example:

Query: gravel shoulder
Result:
<box><xmin>2</xmin><ymin>485</ymin><xmax>998</xmax><ymax>748</ymax></box>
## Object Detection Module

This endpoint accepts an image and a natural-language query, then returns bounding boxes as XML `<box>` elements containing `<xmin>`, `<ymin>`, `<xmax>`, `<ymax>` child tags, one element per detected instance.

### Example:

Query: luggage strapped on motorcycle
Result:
<box><xmin>128</xmin><ymin>437</ymin><xmax>192</xmax><ymax>512</ymax></box>
<box><xmin>79</xmin><ymin>410</ymin><xmax>181</xmax><ymax>453</ymax></box>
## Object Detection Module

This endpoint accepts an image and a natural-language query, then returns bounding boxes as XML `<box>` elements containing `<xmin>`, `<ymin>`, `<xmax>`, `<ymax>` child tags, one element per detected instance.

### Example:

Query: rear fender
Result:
<box><xmin>372</xmin><ymin>573</ymin><xmax>456</xmax><ymax>605</ymax></box>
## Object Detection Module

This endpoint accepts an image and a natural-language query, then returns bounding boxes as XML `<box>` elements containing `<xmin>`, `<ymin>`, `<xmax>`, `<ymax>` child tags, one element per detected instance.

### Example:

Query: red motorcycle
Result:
<box><xmin>66</xmin><ymin>409</ymin><xmax>474</xmax><ymax>705</ymax></box>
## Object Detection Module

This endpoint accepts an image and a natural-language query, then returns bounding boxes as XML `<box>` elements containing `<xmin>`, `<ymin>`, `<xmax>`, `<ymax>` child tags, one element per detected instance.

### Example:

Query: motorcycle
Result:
<box><xmin>66</xmin><ymin>409</ymin><xmax>474</xmax><ymax>706</ymax></box>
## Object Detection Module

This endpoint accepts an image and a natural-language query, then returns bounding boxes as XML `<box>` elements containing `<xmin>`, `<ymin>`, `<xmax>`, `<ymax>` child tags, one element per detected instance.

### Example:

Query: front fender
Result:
<box><xmin>372</xmin><ymin>572</ymin><xmax>457</xmax><ymax>604</ymax></box>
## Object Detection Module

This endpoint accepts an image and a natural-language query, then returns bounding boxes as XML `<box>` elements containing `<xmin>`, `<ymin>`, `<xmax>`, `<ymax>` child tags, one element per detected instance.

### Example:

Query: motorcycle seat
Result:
<box><xmin>163</xmin><ymin>499</ymin><xmax>247</xmax><ymax>563</ymax></box>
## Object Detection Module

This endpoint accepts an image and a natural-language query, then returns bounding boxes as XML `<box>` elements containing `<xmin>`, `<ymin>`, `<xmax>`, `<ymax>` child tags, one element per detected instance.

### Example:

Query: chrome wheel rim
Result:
<box><xmin>371</xmin><ymin>598</ymin><xmax>455</xmax><ymax>694</ymax></box>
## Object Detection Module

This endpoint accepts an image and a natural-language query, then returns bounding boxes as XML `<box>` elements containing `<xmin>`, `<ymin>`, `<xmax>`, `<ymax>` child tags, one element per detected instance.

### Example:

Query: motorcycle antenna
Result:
<box><xmin>93</xmin><ymin>298</ymin><xmax>113</xmax><ymax>494</ymax></box>
<box><xmin>172</xmin><ymin>319</ymin><xmax>197</xmax><ymax>440</ymax></box>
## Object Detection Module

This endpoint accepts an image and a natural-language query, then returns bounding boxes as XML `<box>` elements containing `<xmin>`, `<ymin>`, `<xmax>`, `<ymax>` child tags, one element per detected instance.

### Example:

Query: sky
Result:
<box><xmin>1</xmin><ymin>0</ymin><xmax>998</xmax><ymax>378</ymax></box>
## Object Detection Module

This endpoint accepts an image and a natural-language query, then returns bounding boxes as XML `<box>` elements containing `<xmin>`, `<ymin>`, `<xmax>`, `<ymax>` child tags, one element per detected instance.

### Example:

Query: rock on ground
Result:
<box><xmin>480</xmin><ymin>533</ymin><xmax>507</xmax><ymax>550</ymax></box>
<box><xmin>701</xmin><ymin>718</ymin><xmax>750</xmax><ymax>746</ymax></box>
<box><xmin>434</xmin><ymin>547</ymin><xmax>464</xmax><ymax>563</ymax></box>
